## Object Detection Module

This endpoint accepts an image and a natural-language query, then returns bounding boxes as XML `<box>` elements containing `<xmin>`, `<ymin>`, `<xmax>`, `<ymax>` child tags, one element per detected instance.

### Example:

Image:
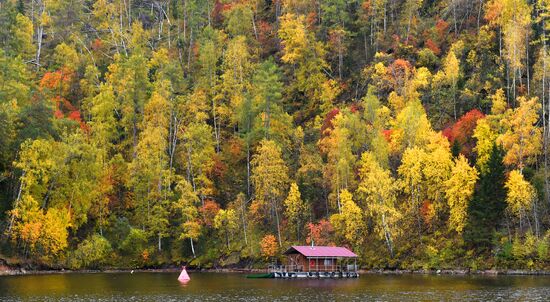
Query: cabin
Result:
<box><xmin>268</xmin><ymin>245</ymin><xmax>359</xmax><ymax>278</ymax></box>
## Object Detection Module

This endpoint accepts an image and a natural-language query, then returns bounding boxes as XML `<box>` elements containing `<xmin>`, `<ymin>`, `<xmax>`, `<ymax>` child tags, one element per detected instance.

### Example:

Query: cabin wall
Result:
<box><xmin>284</xmin><ymin>254</ymin><xmax>308</xmax><ymax>271</ymax></box>
<box><xmin>284</xmin><ymin>255</ymin><xmax>355</xmax><ymax>272</ymax></box>
<box><xmin>305</xmin><ymin>258</ymin><xmax>339</xmax><ymax>272</ymax></box>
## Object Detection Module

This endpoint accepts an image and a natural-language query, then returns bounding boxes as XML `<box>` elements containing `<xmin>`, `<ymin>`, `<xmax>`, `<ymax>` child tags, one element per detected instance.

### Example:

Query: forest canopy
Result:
<box><xmin>0</xmin><ymin>0</ymin><xmax>550</xmax><ymax>270</ymax></box>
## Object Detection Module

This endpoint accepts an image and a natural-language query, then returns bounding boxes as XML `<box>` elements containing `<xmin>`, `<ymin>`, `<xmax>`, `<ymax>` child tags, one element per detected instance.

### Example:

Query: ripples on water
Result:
<box><xmin>1</xmin><ymin>272</ymin><xmax>550</xmax><ymax>301</ymax></box>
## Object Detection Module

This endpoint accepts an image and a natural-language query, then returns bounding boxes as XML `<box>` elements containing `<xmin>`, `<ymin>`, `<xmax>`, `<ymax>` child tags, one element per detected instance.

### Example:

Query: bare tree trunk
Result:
<box><xmin>383</xmin><ymin>1</ymin><xmax>387</xmax><ymax>33</ymax></box>
<box><xmin>7</xmin><ymin>172</ymin><xmax>25</xmax><ymax>235</ymax></box>
<box><xmin>526</xmin><ymin>32</ymin><xmax>530</xmax><ymax>95</ymax></box>
<box><xmin>158</xmin><ymin>233</ymin><xmax>162</xmax><ymax>251</ymax></box>
<box><xmin>35</xmin><ymin>1</ymin><xmax>45</xmax><ymax>71</ymax></box>
<box><xmin>363</xmin><ymin>31</ymin><xmax>368</xmax><ymax>63</ymax></box>
<box><xmin>212</xmin><ymin>98</ymin><xmax>220</xmax><ymax>153</ymax></box>
<box><xmin>453</xmin><ymin>0</ymin><xmax>458</xmax><ymax>36</ymax></box>
<box><xmin>477</xmin><ymin>0</ymin><xmax>482</xmax><ymax>31</ymax></box>
<box><xmin>246</xmin><ymin>140</ymin><xmax>251</xmax><ymax>197</ymax></box>
<box><xmin>338</xmin><ymin>47</ymin><xmax>343</xmax><ymax>80</ymax></box>
<box><xmin>190</xmin><ymin>238</ymin><xmax>196</xmax><ymax>258</ymax></box>
<box><xmin>241</xmin><ymin>199</ymin><xmax>248</xmax><ymax>245</ymax></box>
<box><xmin>382</xmin><ymin>213</ymin><xmax>394</xmax><ymax>257</ymax></box>
<box><xmin>533</xmin><ymin>198</ymin><xmax>540</xmax><ymax>237</ymax></box>
<box><xmin>252</xmin><ymin>12</ymin><xmax>258</xmax><ymax>40</ymax></box>
<box><xmin>274</xmin><ymin>199</ymin><xmax>282</xmax><ymax>247</ymax></box>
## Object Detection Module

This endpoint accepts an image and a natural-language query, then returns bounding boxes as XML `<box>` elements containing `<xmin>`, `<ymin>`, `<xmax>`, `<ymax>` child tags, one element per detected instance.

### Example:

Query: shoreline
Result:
<box><xmin>2</xmin><ymin>266</ymin><xmax>550</xmax><ymax>277</ymax></box>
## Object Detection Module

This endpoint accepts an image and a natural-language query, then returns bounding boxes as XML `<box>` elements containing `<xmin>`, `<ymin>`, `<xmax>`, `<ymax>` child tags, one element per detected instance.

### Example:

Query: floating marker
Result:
<box><xmin>178</xmin><ymin>266</ymin><xmax>190</xmax><ymax>283</ymax></box>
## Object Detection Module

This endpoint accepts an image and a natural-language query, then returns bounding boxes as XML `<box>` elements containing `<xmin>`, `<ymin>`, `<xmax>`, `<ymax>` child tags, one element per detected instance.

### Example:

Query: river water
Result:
<box><xmin>1</xmin><ymin>272</ymin><xmax>550</xmax><ymax>301</ymax></box>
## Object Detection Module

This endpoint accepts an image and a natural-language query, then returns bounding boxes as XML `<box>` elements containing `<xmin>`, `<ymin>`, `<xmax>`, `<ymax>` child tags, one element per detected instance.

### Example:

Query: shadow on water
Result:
<box><xmin>1</xmin><ymin>272</ymin><xmax>550</xmax><ymax>301</ymax></box>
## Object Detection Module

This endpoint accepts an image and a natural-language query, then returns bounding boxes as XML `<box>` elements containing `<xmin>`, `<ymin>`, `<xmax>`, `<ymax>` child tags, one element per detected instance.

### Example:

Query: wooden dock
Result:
<box><xmin>270</xmin><ymin>270</ymin><xmax>359</xmax><ymax>279</ymax></box>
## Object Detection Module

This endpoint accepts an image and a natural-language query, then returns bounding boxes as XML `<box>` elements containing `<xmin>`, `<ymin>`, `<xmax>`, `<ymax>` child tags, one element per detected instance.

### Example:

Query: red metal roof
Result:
<box><xmin>284</xmin><ymin>246</ymin><xmax>358</xmax><ymax>258</ymax></box>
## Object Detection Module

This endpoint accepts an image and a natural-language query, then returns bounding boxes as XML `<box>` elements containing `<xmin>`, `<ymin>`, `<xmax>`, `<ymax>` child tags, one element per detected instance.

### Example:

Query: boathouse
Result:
<box><xmin>269</xmin><ymin>245</ymin><xmax>359</xmax><ymax>278</ymax></box>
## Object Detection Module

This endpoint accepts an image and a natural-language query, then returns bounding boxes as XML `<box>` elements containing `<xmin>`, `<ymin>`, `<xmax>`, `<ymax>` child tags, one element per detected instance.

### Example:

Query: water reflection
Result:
<box><xmin>1</xmin><ymin>272</ymin><xmax>550</xmax><ymax>301</ymax></box>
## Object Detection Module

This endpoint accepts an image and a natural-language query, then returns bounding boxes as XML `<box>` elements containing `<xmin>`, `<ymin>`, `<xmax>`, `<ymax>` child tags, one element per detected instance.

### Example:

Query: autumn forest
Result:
<box><xmin>1</xmin><ymin>0</ymin><xmax>550</xmax><ymax>271</ymax></box>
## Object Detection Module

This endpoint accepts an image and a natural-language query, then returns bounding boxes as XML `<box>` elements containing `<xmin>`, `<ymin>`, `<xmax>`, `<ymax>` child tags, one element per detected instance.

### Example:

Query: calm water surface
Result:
<box><xmin>1</xmin><ymin>272</ymin><xmax>550</xmax><ymax>301</ymax></box>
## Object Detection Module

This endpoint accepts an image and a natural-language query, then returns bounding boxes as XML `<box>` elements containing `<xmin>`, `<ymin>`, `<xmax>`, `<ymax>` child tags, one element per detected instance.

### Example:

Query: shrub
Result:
<box><xmin>120</xmin><ymin>228</ymin><xmax>148</xmax><ymax>257</ymax></box>
<box><xmin>70</xmin><ymin>234</ymin><xmax>112</xmax><ymax>269</ymax></box>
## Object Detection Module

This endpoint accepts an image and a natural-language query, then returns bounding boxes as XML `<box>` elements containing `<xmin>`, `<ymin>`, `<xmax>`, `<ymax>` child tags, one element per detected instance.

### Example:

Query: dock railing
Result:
<box><xmin>268</xmin><ymin>264</ymin><xmax>304</xmax><ymax>273</ymax></box>
<box><xmin>268</xmin><ymin>264</ymin><xmax>357</xmax><ymax>273</ymax></box>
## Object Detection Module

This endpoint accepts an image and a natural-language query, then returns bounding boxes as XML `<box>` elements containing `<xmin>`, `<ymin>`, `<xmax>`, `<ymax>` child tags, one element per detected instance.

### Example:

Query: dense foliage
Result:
<box><xmin>1</xmin><ymin>0</ymin><xmax>550</xmax><ymax>271</ymax></box>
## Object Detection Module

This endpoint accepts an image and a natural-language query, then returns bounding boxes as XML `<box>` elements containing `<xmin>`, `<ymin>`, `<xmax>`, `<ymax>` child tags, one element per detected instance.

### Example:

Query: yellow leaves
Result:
<box><xmin>472</xmin><ymin>89</ymin><xmax>512</xmax><ymax>172</ymax></box>
<box><xmin>398</xmin><ymin>146</ymin><xmax>426</xmax><ymax>197</ymax></box>
<box><xmin>412</xmin><ymin>67</ymin><xmax>432</xmax><ymax>90</ymax></box>
<box><xmin>473</xmin><ymin>118</ymin><xmax>498</xmax><ymax>173</ymax></box>
<box><xmin>388</xmin><ymin>92</ymin><xmax>405</xmax><ymax>113</ymax></box>
<box><xmin>223</xmin><ymin>36</ymin><xmax>252</xmax><ymax>87</ymax></box>
<box><xmin>214</xmin><ymin>209</ymin><xmax>238</xmax><ymax>233</ymax></box>
<box><xmin>284</xmin><ymin>183</ymin><xmax>308</xmax><ymax>226</ymax></box>
<box><xmin>278</xmin><ymin>13</ymin><xmax>308</xmax><ymax>64</ymax></box>
<box><xmin>144</xmin><ymin>91</ymin><xmax>169</xmax><ymax>129</ymax></box>
<box><xmin>486</xmin><ymin>0</ymin><xmax>531</xmax><ymax>28</ymax></box>
<box><xmin>390</xmin><ymin>99</ymin><xmax>432</xmax><ymax>153</ymax></box>
<box><xmin>175</xmin><ymin>179</ymin><xmax>202</xmax><ymax>241</ymax></box>
<box><xmin>486</xmin><ymin>0</ymin><xmax>531</xmax><ymax>71</ymax></box>
<box><xmin>129</xmin><ymin>22</ymin><xmax>150</xmax><ymax>51</ymax></box>
<box><xmin>432</xmin><ymin>43</ymin><xmax>460</xmax><ymax>92</ymax></box>
<box><xmin>40</xmin><ymin>208</ymin><xmax>71</xmax><ymax>258</ymax></box>
<box><xmin>498</xmin><ymin>96</ymin><xmax>542</xmax><ymax>169</ymax></box>
<box><xmin>357</xmin><ymin>152</ymin><xmax>400</xmax><ymax>243</ymax></box>
<box><xmin>133</xmin><ymin>91</ymin><xmax>170</xmax><ymax>181</ymax></box>
<box><xmin>251</xmin><ymin>139</ymin><xmax>289</xmax><ymax>204</ymax></box>
<box><xmin>319</xmin><ymin>79</ymin><xmax>342</xmax><ymax>114</ymax></box>
<box><xmin>11</xmin><ymin>195</ymin><xmax>71</xmax><ymax>261</ymax></box>
<box><xmin>278</xmin><ymin>12</ymin><xmax>329</xmax><ymax>106</ymax></box>
<box><xmin>92</xmin><ymin>0</ymin><xmax>116</xmax><ymax>30</ymax></box>
<box><xmin>443</xmin><ymin>49</ymin><xmax>460</xmax><ymax>85</ymax></box>
<box><xmin>15</xmin><ymin>139</ymin><xmax>60</xmax><ymax>197</ymax></box>
<box><xmin>12</xmin><ymin>14</ymin><xmax>34</xmax><ymax>58</ymax></box>
<box><xmin>491</xmin><ymin>89</ymin><xmax>507</xmax><ymax>115</ymax></box>
<box><xmin>186</xmin><ymin>91</ymin><xmax>210</xmax><ymax>122</ymax></box>
<box><xmin>40</xmin><ymin>13</ymin><xmax>51</xmax><ymax>26</ymax></box>
<box><xmin>54</xmin><ymin>43</ymin><xmax>79</xmax><ymax>71</ymax></box>
<box><xmin>330</xmin><ymin>189</ymin><xmax>364</xmax><ymax>247</ymax></box>
<box><xmin>149</xmin><ymin>48</ymin><xmax>170</xmax><ymax>71</ymax></box>
<box><xmin>398</xmin><ymin>132</ymin><xmax>454</xmax><ymax>224</ymax></box>
<box><xmin>423</xmin><ymin>132</ymin><xmax>453</xmax><ymax>208</ymax></box>
<box><xmin>318</xmin><ymin>111</ymin><xmax>356</xmax><ymax>205</ymax></box>
<box><xmin>505</xmin><ymin>170</ymin><xmax>536</xmax><ymax>218</ymax></box>
<box><xmin>374</xmin><ymin>62</ymin><xmax>387</xmax><ymax>76</ymax></box>
<box><xmin>181</xmin><ymin>220</ymin><xmax>202</xmax><ymax>241</ymax></box>
<box><xmin>445</xmin><ymin>155</ymin><xmax>478</xmax><ymax>233</ymax></box>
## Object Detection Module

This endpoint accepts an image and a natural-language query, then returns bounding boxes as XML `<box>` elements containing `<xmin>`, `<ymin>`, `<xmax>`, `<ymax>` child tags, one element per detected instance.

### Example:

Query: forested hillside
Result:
<box><xmin>1</xmin><ymin>0</ymin><xmax>550</xmax><ymax>270</ymax></box>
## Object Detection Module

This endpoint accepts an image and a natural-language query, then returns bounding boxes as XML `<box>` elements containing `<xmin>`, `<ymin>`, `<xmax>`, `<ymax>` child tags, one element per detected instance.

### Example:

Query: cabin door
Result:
<box><xmin>309</xmin><ymin>259</ymin><xmax>315</xmax><ymax>271</ymax></box>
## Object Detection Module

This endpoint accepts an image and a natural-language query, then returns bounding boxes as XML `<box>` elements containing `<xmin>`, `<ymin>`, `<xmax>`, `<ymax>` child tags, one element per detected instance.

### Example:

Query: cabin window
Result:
<box><xmin>324</xmin><ymin>259</ymin><xmax>333</xmax><ymax>266</ymax></box>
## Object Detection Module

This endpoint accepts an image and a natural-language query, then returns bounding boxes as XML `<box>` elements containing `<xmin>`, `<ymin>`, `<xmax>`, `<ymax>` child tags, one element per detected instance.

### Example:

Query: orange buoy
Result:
<box><xmin>178</xmin><ymin>266</ymin><xmax>190</xmax><ymax>283</ymax></box>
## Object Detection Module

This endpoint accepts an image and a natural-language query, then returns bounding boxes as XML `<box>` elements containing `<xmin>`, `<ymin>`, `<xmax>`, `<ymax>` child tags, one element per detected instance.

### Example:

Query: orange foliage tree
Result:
<box><xmin>260</xmin><ymin>234</ymin><xmax>278</xmax><ymax>259</ymax></box>
<box><xmin>199</xmin><ymin>199</ymin><xmax>221</xmax><ymax>227</ymax></box>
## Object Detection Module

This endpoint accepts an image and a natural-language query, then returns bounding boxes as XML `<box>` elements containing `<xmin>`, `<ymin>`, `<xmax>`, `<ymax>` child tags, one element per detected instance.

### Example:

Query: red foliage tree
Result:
<box><xmin>321</xmin><ymin>108</ymin><xmax>340</xmax><ymax>136</ymax></box>
<box><xmin>435</xmin><ymin>19</ymin><xmax>449</xmax><ymax>40</ymax></box>
<box><xmin>425</xmin><ymin>38</ymin><xmax>440</xmax><ymax>55</ymax></box>
<box><xmin>306</xmin><ymin>219</ymin><xmax>334</xmax><ymax>246</ymax></box>
<box><xmin>445</xmin><ymin>109</ymin><xmax>485</xmax><ymax>157</ymax></box>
